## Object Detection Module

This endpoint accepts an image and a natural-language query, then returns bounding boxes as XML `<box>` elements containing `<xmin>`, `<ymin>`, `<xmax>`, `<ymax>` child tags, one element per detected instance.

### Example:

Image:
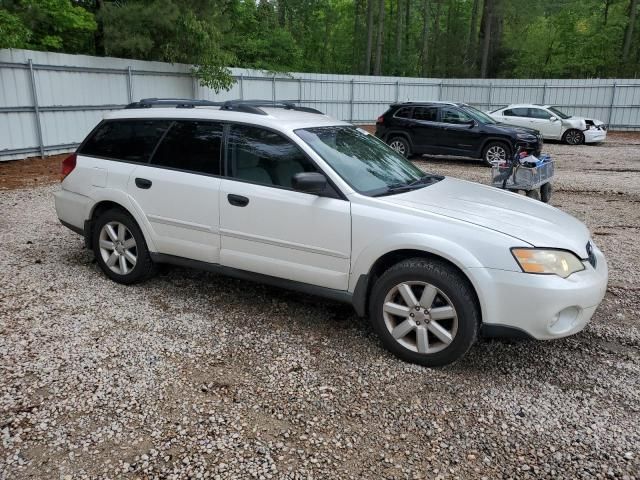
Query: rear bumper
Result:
<box><xmin>54</xmin><ymin>189</ymin><xmax>92</xmax><ymax>235</ymax></box>
<box><xmin>468</xmin><ymin>245</ymin><xmax>608</xmax><ymax>340</ymax></box>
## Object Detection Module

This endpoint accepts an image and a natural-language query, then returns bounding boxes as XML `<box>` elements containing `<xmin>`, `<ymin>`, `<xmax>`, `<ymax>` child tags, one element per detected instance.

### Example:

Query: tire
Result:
<box><xmin>387</xmin><ymin>136</ymin><xmax>411</xmax><ymax>158</ymax></box>
<box><xmin>540</xmin><ymin>182</ymin><xmax>552</xmax><ymax>203</ymax></box>
<box><xmin>482</xmin><ymin>141</ymin><xmax>511</xmax><ymax>166</ymax></box>
<box><xmin>526</xmin><ymin>189</ymin><xmax>540</xmax><ymax>201</ymax></box>
<box><xmin>92</xmin><ymin>208</ymin><xmax>155</xmax><ymax>284</ymax></box>
<box><xmin>562</xmin><ymin>129</ymin><xmax>584</xmax><ymax>145</ymax></box>
<box><xmin>368</xmin><ymin>258</ymin><xmax>480</xmax><ymax>367</ymax></box>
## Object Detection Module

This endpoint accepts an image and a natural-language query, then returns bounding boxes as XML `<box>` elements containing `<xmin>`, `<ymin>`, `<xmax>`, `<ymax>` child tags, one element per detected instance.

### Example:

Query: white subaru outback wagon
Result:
<box><xmin>55</xmin><ymin>98</ymin><xmax>608</xmax><ymax>367</ymax></box>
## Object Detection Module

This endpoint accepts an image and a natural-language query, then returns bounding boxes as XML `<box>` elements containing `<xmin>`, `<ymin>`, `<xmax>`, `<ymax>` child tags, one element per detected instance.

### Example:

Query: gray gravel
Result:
<box><xmin>1</xmin><ymin>136</ymin><xmax>639</xmax><ymax>479</ymax></box>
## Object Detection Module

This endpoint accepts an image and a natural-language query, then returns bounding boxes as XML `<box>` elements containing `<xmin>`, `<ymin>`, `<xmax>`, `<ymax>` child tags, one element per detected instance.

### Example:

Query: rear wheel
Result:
<box><xmin>482</xmin><ymin>142</ymin><xmax>511</xmax><ymax>166</ymax></box>
<box><xmin>387</xmin><ymin>136</ymin><xmax>411</xmax><ymax>158</ymax></box>
<box><xmin>369</xmin><ymin>258</ymin><xmax>480</xmax><ymax>367</ymax></box>
<box><xmin>562</xmin><ymin>129</ymin><xmax>584</xmax><ymax>145</ymax></box>
<box><xmin>92</xmin><ymin>209</ymin><xmax>155</xmax><ymax>284</ymax></box>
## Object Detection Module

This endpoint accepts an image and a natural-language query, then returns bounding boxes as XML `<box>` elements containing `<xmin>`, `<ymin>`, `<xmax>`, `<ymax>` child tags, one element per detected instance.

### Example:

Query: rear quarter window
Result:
<box><xmin>79</xmin><ymin>120</ymin><xmax>171</xmax><ymax>162</ymax></box>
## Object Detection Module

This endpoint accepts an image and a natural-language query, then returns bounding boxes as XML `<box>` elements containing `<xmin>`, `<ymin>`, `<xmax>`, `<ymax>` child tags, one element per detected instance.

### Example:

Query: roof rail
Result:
<box><xmin>125</xmin><ymin>98</ymin><xmax>324</xmax><ymax>115</ymax></box>
<box><xmin>125</xmin><ymin>98</ymin><xmax>224</xmax><ymax>109</ymax></box>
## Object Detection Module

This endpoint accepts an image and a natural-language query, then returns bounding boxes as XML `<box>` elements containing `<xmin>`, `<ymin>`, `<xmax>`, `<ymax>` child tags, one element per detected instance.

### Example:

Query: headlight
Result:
<box><xmin>516</xmin><ymin>133</ymin><xmax>537</xmax><ymax>140</ymax></box>
<box><xmin>511</xmin><ymin>248</ymin><xmax>585</xmax><ymax>278</ymax></box>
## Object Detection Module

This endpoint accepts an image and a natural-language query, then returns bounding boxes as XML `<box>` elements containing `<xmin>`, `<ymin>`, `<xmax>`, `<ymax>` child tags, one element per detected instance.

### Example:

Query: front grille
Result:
<box><xmin>586</xmin><ymin>241</ymin><xmax>597</xmax><ymax>268</ymax></box>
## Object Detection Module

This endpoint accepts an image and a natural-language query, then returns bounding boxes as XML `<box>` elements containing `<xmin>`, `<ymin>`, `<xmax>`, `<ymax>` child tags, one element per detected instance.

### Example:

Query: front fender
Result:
<box><xmin>349</xmin><ymin>232</ymin><xmax>488</xmax><ymax>291</ymax></box>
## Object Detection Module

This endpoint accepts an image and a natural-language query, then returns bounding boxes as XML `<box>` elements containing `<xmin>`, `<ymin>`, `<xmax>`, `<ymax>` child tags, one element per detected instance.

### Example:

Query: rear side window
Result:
<box><xmin>151</xmin><ymin>121</ymin><xmax>223</xmax><ymax>175</ymax></box>
<box><xmin>503</xmin><ymin>108</ymin><xmax>528</xmax><ymax>117</ymax></box>
<box><xmin>394</xmin><ymin>107</ymin><xmax>412</xmax><ymax>118</ymax></box>
<box><xmin>413</xmin><ymin>107</ymin><xmax>438</xmax><ymax>121</ymax></box>
<box><xmin>80</xmin><ymin>120</ymin><xmax>171</xmax><ymax>162</ymax></box>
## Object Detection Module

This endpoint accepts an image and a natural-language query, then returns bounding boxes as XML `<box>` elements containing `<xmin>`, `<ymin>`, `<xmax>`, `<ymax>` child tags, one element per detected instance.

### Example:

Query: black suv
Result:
<box><xmin>375</xmin><ymin>102</ymin><xmax>542</xmax><ymax>165</ymax></box>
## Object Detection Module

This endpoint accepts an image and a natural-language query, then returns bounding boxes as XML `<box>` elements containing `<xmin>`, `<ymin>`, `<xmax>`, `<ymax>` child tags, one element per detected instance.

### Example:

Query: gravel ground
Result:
<box><xmin>1</xmin><ymin>135</ymin><xmax>639</xmax><ymax>479</ymax></box>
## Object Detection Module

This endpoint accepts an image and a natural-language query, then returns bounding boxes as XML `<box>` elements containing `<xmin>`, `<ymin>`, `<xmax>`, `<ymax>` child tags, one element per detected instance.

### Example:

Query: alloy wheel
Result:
<box><xmin>485</xmin><ymin>145</ymin><xmax>506</xmax><ymax>164</ymax></box>
<box><xmin>382</xmin><ymin>281</ymin><xmax>458</xmax><ymax>354</ymax></box>
<box><xmin>98</xmin><ymin>221</ymin><xmax>138</xmax><ymax>275</ymax></box>
<box><xmin>565</xmin><ymin>130</ymin><xmax>583</xmax><ymax>145</ymax></box>
<box><xmin>389</xmin><ymin>139</ymin><xmax>406</xmax><ymax>155</ymax></box>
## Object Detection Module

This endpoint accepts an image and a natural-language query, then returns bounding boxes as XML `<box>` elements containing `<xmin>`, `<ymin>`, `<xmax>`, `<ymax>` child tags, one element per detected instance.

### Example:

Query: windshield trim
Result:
<box><xmin>460</xmin><ymin>105</ymin><xmax>497</xmax><ymax>124</ymax></box>
<box><xmin>548</xmin><ymin>106</ymin><xmax>571</xmax><ymax>120</ymax></box>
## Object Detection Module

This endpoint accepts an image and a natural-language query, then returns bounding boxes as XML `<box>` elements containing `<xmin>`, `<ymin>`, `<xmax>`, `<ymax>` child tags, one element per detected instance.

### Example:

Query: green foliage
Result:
<box><xmin>2</xmin><ymin>0</ymin><xmax>640</xmax><ymax>83</ymax></box>
<box><xmin>0</xmin><ymin>9</ymin><xmax>30</xmax><ymax>48</ymax></box>
<box><xmin>1</xmin><ymin>0</ymin><xmax>96</xmax><ymax>52</ymax></box>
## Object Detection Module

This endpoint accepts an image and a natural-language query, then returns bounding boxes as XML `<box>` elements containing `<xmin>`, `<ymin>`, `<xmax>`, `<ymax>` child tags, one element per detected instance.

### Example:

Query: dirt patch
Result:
<box><xmin>0</xmin><ymin>153</ymin><xmax>69</xmax><ymax>190</ymax></box>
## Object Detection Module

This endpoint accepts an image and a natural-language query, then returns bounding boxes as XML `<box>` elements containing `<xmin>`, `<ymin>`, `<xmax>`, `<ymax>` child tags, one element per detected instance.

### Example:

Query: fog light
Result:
<box><xmin>549</xmin><ymin>306</ymin><xmax>580</xmax><ymax>334</ymax></box>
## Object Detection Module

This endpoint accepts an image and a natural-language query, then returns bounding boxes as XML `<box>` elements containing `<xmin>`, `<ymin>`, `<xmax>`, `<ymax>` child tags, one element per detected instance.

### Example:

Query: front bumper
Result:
<box><xmin>584</xmin><ymin>128</ymin><xmax>607</xmax><ymax>143</ymax></box>
<box><xmin>468</xmin><ymin>245</ymin><xmax>608</xmax><ymax>340</ymax></box>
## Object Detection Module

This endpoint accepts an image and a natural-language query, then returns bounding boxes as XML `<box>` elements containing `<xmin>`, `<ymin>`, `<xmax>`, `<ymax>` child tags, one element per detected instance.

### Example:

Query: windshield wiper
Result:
<box><xmin>372</xmin><ymin>174</ymin><xmax>444</xmax><ymax>197</ymax></box>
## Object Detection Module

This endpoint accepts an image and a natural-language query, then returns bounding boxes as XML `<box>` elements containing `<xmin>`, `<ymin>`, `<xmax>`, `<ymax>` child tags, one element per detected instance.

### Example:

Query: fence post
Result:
<box><xmin>298</xmin><ymin>77</ymin><xmax>302</xmax><ymax>103</ymax></box>
<box><xmin>395</xmin><ymin>80</ymin><xmax>400</xmax><ymax>103</ymax></box>
<box><xmin>27</xmin><ymin>59</ymin><xmax>45</xmax><ymax>159</ymax></box>
<box><xmin>608</xmin><ymin>82</ymin><xmax>617</xmax><ymax>126</ymax></box>
<box><xmin>127</xmin><ymin>66</ymin><xmax>133</xmax><ymax>103</ymax></box>
<box><xmin>487</xmin><ymin>82</ymin><xmax>493</xmax><ymax>110</ymax></box>
<box><xmin>272</xmin><ymin>75</ymin><xmax>276</xmax><ymax>104</ymax></box>
<box><xmin>349</xmin><ymin>79</ymin><xmax>355</xmax><ymax>122</ymax></box>
<box><xmin>240</xmin><ymin>74</ymin><xmax>244</xmax><ymax>100</ymax></box>
<box><xmin>541</xmin><ymin>82</ymin><xmax>547</xmax><ymax>105</ymax></box>
<box><xmin>438</xmin><ymin>81</ymin><xmax>443</xmax><ymax>101</ymax></box>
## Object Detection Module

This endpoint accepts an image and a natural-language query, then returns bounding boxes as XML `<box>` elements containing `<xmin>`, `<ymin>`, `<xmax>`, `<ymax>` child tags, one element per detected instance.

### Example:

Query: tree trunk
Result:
<box><xmin>374</xmin><ymin>0</ymin><xmax>385</xmax><ymax>75</ymax></box>
<box><xmin>622</xmin><ymin>0</ymin><xmax>638</xmax><ymax>61</ymax></box>
<box><xmin>353</xmin><ymin>0</ymin><xmax>362</xmax><ymax>73</ymax></box>
<box><xmin>94</xmin><ymin>0</ymin><xmax>105</xmax><ymax>56</ymax></box>
<box><xmin>466</xmin><ymin>0</ymin><xmax>480</xmax><ymax>68</ymax></box>
<box><xmin>480</xmin><ymin>0</ymin><xmax>493</xmax><ymax>78</ymax></box>
<box><xmin>395</xmin><ymin>0</ymin><xmax>403</xmax><ymax>74</ymax></box>
<box><xmin>405</xmin><ymin>0</ymin><xmax>411</xmax><ymax>61</ymax></box>
<box><xmin>420</xmin><ymin>0</ymin><xmax>430</xmax><ymax>77</ymax></box>
<box><xmin>365</xmin><ymin>0</ymin><xmax>375</xmax><ymax>74</ymax></box>
<box><xmin>430</xmin><ymin>0</ymin><xmax>441</xmax><ymax>73</ymax></box>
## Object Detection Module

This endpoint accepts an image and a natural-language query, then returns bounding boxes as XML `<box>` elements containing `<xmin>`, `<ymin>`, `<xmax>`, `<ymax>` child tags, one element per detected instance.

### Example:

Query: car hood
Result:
<box><xmin>562</xmin><ymin>116</ymin><xmax>605</xmax><ymax>128</ymax></box>
<box><xmin>493</xmin><ymin>122</ymin><xmax>540</xmax><ymax>136</ymax></box>
<box><xmin>381</xmin><ymin>177</ymin><xmax>590</xmax><ymax>258</ymax></box>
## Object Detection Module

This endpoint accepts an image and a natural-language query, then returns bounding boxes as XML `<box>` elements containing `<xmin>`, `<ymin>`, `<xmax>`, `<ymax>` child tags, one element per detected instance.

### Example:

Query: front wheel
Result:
<box><xmin>369</xmin><ymin>258</ymin><xmax>480</xmax><ymax>367</ymax></box>
<box><xmin>482</xmin><ymin>142</ymin><xmax>511</xmax><ymax>166</ymax></box>
<box><xmin>540</xmin><ymin>182</ymin><xmax>552</xmax><ymax>203</ymax></box>
<box><xmin>92</xmin><ymin>209</ymin><xmax>155</xmax><ymax>284</ymax></box>
<box><xmin>562</xmin><ymin>129</ymin><xmax>584</xmax><ymax>145</ymax></box>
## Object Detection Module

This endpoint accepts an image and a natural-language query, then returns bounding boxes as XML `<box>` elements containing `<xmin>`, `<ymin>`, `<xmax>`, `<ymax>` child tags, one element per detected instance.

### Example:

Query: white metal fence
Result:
<box><xmin>2</xmin><ymin>48</ymin><xmax>640</xmax><ymax>161</ymax></box>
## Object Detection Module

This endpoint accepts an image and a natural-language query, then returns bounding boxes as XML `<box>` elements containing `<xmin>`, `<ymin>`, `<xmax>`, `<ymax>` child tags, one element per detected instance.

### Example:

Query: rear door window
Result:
<box><xmin>394</xmin><ymin>107</ymin><xmax>413</xmax><ymax>118</ymax></box>
<box><xmin>503</xmin><ymin>108</ymin><xmax>529</xmax><ymax>117</ymax></box>
<box><xmin>80</xmin><ymin>120</ymin><xmax>171</xmax><ymax>162</ymax></box>
<box><xmin>150</xmin><ymin>121</ymin><xmax>223</xmax><ymax>175</ymax></box>
<box><xmin>413</xmin><ymin>107</ymin><xmax>438</xmax><ymax>121</ymax></box>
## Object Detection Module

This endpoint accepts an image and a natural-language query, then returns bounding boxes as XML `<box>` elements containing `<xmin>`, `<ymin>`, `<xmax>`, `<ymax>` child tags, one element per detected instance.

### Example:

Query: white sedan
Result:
<box><xmin>489</xmin><ymin>104</ymin><xmax>607</xmax><ymax>145</ymax></box>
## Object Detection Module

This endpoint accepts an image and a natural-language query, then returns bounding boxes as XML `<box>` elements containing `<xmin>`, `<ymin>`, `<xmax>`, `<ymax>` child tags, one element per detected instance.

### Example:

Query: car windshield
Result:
<box><xmin>460</xmin><ymin>105</ymin><xmax>497</xmax><ymax>124</ymax></box>
<box><xmin>296</xmin><ymin>126</ymin><xmax>441</xmax><ymax>197</ymax></box>
<box><xmin>548</xmin><ymin>106</ymin><xmax>571</xmax><ymax>119</ymax></box>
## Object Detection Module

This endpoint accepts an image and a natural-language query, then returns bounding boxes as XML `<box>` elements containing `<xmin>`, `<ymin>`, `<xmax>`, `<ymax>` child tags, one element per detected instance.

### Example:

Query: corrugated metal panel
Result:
<box><xmin>3</xmin><ymin>48</ymin><xmax>640</xmax><ymax>161</ymax></box>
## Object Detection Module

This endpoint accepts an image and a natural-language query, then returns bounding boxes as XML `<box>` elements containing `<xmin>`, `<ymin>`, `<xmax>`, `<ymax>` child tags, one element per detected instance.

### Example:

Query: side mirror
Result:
<box><xmin>465</xmin><ymin>119</ymin><xmax>477</xmax><ymax>127</ymax></box>
<box><xmin>292</xmin><ymin>172</ymin><xmax>327</xmax><ymax>194</ymax></box>
<box><xmin>549</xmin><ymin>116</ymin><xmax>558</xmax><ymax>122</ymax></box>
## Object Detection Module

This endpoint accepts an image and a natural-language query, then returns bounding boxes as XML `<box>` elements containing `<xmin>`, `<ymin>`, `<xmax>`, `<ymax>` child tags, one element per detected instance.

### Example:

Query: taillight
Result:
<box><xmin>376</xmin><ymin>115</ymin><xmax>384</xmax><ymax>125</ymax></box>
<box><xmin>61</xmin><ymin>153</ymin><xmax>77</xmax><ymax>180</ymax></box>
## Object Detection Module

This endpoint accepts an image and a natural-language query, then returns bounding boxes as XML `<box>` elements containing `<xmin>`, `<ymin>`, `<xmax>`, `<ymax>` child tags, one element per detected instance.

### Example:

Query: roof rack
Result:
<box><xmin>125</xmin><ymin>98</ymin><xmax>324</xmax><ymax>116</ymax></box>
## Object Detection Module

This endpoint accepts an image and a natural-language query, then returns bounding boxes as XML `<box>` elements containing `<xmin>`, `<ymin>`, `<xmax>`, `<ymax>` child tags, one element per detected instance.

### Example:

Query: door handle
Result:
<box><xmin>227</xmin><ymin>194</ymin><xmax>249</xmax><ymax>207</ymax></box>
<box><xmin>135</xmin><ymin>178</ymin><xmax>152</xmax><ymax>189</ymax></box>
